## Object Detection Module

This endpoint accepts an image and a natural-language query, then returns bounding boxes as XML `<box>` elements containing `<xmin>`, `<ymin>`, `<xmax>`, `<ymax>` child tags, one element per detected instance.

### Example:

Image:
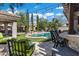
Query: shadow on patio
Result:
<box><xmin>37</xmin><ymin>41</ymin><xmax>79</xmax><ymax>56</ymax></box>
<box><xmin>0</xmin><ymin>41</ymin><xmax>79</xmax><ymax>56</ymax></box>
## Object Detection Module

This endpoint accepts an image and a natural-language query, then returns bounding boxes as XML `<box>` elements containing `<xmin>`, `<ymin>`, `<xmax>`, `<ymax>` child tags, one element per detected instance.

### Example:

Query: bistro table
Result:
<box><xmin>60</xmin><ymin>32</ymin><xmax>79</xmax><ymax>52</ymax></box>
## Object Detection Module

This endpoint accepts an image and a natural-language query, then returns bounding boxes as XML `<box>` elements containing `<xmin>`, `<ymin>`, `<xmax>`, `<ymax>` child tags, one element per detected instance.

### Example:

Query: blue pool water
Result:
<box><xmin>32</xmin><ymin>32</ymin><xmax>51</xmax><ymax>38</ymax></box>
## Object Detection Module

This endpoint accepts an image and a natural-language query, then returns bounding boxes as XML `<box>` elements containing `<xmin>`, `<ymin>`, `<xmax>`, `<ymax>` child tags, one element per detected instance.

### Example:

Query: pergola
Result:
<box><xmin>0</xmin><ymin>11</ymin><xmax>20</xmax><ymax>38</ymax></box>
<box><xmin>63</xmin><ymin>3</ymin><xmax>79</xmax><ymax>34</ymax></box>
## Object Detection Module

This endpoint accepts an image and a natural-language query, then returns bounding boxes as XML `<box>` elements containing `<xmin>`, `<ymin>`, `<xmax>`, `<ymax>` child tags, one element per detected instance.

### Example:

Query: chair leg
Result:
<box><xmin>60</xmin><ymin>42</ymin><xmax>65</xmax><ymax>47</ymax></box>
<box><xmin>56</xmin><ymin>43</ymin><xmax>59</xmax><ymax>48</ymax></box>
<box><xmin>60</xmin><ymin>40</ymin><xmax>67</xmax><ymax>47</ymax></box>
<box><xmin>53</xmin><ymin>42</ymin><xmax>58</xmax><ymax>48</ymax></box>
<box><xmin>52</xmin><ymin>51</ymin><xmax>56</xmax><ymax>56</ymax></box>
<box><xmin>64</xmin><ymin>40</ymin><xmax>68</xmax><ymax>47</ymax></box>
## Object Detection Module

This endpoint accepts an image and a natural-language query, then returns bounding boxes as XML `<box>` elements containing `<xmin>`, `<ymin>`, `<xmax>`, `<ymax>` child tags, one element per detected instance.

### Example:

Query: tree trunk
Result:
<box><xmin>25</xmin><ymin>26</ymin><xmax>27</xmax><ymax>33</ymax></box>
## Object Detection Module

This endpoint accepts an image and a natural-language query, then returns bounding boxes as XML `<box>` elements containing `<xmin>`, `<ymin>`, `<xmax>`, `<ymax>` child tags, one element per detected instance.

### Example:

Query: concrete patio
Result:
<box><xmin>0</xmin><ymin>41</ymin><xmax>79</xmax><ymax>56</ymax></box>
<box><xmin>32</xmin><ymin>41</ymin><xmax>79</xmax><ymax>56</ymax></box>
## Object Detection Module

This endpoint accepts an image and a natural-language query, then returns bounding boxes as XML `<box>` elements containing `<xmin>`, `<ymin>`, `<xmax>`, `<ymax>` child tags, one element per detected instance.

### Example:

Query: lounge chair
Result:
<box><xmin>7</xmin><ymin>39</ymin><xmax>35</xmax><ymax>56</ymax></box>
<box><xmin>50</xmin><ymin>30</ymin><xmax>68</xmax><ymax>48</ymax></box>
<box><xmin>54</xmin><ymin>30</ymin><xmax>68</xmax><ymax>47</ymax></box>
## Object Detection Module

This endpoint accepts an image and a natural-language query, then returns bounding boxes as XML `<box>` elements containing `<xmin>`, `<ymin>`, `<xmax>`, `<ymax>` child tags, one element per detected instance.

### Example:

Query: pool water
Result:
<box><xmin>32</xmin><ymin>32</ymin><xmax>51</xmax><ymax>38</ymax></box>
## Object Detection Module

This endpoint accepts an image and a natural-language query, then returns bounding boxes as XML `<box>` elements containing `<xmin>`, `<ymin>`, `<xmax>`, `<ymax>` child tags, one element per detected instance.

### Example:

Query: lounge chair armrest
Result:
<box><xmin>27</xmin><ymin>44</ymin><xmax>35</xmax><ymax>50</ymax></box>
<box><xmin>59</xmin><ymin>36</ymin><xmax>63</xmax><ymax>39</ymax></box>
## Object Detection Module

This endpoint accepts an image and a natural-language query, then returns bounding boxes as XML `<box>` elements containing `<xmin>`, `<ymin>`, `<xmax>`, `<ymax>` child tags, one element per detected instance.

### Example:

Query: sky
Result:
<box><xmin>0</xmin><ymin>3</ymin><xmax>67</xmax><ymax>24</ymax></box>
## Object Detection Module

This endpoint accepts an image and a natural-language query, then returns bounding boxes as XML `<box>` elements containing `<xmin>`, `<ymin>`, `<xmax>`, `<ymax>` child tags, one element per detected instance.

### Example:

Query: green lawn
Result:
<box><xmin>27</xmin><ymin>38</ymin><xmax>51</xmax><ymax>42</ymax></box>
<box><xmin>17</xmin><ymin>34</ymin><xmax>26</xmax><ymax>39</ymax></box>
<box><xmin>17</xmin><ymin>34</ymin><xmax>51</xmax><ymax>42</ymax></box>
<box><xmin>0</xmin><ymin>33</ymin><xmax>51</xmax><ymax>44</ymax></box>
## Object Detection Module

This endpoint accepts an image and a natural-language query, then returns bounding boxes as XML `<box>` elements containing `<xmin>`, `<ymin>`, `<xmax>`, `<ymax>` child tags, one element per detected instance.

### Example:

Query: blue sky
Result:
<box><xmin>0</xmin><ymin>3</ymin><xmax>67</xmax><ymax>24</ymax></box>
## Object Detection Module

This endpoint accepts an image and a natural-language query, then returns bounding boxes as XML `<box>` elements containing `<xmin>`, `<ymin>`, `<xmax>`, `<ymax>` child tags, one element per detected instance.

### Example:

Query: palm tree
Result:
<box><xmin>0</xmin><ymin>3</ymin><xmax>4</xmax><ymax>10</ymax></box>
<box><xmin>0</xmin><ymin>3</ymin><xmax>24</xmax><ymax>13</ymax></box>
<box><xmin>51</xmin><ymin>18</ymin><xmax>63</xmax><ymax>30</ymax></box>
<box><xmin>0</xmin><ymin>3</ymin><xmax>4</xmax><ymax>7</ymax></box>
<box><xmin>8</xmin><ymin>3</ymin><xmax>24</xmax><ymax>14</ymax></box>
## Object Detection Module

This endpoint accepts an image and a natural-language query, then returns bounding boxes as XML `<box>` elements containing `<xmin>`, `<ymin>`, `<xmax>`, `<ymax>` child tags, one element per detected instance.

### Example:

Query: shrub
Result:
<box><xmin>17</xmin><ymin>34</ymin><xmax>26</xmax><ymax>40</ymax></box>
<box><xmin>0</xmin><ymin>33</ymin><xmax>6</xmax><ymax>44</ymax></box>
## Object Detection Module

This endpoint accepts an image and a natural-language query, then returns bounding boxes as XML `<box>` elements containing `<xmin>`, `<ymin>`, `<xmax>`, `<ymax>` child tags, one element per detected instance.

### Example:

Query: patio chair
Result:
<box><xmin>7</xmin><ymin>39</ymin><xmax>35</xmax><ymax>56</ymax></box>
<box><xmin>50</xmin><ymin>30</ymin><xmax>59</xmax><ymax>48</ymax></box>
<box><xmin>54</xmin><ymin>30</ymin><xmax>68</xmax><ymax>46</ymax></box>
<box><xmin>50</xmin><ymin>30</ymin><xmax>68</xmax><ymax>48</ymax></box>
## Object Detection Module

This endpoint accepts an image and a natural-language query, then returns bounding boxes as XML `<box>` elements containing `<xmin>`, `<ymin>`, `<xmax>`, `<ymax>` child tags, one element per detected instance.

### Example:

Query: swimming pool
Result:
<box><xmin>31</xmin><ymin>32</ymin><xmax>51</xmax><ymax>38</ymax></box>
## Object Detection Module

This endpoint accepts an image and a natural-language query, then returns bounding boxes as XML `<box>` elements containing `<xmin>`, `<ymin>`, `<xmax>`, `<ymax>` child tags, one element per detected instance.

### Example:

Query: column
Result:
<box><xmin>12</xmin><ymin>22</ymin><xmax>17</xmax><ymax>38</ymax></box>
<box><xmin>78</xmin><ymin>17</ymin><xmax>79</xmax><ymax>24</ymax></box>
<box><xmin>68</xmin><ymin>4</ymin><xmax>75</xmax><ymax>34</ymax></box>
<box><xmin>4</xmin><ymin>22</ymin><xmax>8</xmax><ymax>36</ymax></box>
<box><xmin>74</xmin><ymin>16</ymin><xmax>78</xmax><ymax>33</ymax></box>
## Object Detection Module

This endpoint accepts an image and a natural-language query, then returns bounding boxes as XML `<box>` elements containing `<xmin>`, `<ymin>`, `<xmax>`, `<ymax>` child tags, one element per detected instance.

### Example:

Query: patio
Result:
<box><xmin>0</xmin><ymin>3</ymin><xmax>79</xmax><ymax>56</ymax></box>
<box><xmin>0</xmin><ymin>41</ymin><xmax>79</xmax><ymax>56</ymax></box>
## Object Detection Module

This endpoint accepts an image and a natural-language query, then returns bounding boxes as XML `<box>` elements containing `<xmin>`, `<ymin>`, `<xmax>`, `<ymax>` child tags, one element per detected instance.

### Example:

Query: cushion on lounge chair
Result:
<box><xmin>7</xmin><ymin>39</ymin><xmax>35</xmax><ymax>56</ymax></box>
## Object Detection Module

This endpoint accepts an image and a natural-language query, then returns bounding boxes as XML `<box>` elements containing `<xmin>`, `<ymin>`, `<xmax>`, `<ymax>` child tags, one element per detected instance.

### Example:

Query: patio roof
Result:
<box><xmin>63</xmin><ymin>3</ymin><xmax>79</xmax><ymax>19</ymax></box>
<box><xmin>63</xmin><ymin>3</ymin><xmax>79</xmax><ymax>34</ymax></box>
<box><xmin>0</xmin><ymin>11</ymin><xmax>20</xmax><ymax>22</ymax></box>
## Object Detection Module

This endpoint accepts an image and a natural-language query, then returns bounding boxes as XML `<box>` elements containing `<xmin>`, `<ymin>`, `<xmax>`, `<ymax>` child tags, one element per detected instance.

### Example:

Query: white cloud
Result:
<box><xmin>36</xmin><ymin>13</ymin><xmax>48</xmax><ymax>19</ymax></box>
<box><xmin>7</xmin><ymin>8</ymin><xmax>13</xmax><ymax>14</ymax></box>
<box><xmin>56</xmin><ymin>13</ymin><xmax>64</xmax><ymax>16</ymax></box>
<box><xmin>7</xmin><ymin>11</ymin><xmax>13</xmax><ymax>14</ymax></box>
<box><xmin>7</xmin><ymin>7</ymin><xmax>18</xmax><ymax>14</ymax></box>
<box><xmin>44</xmin><ymin>13</ymin><xmax>54</xmax><ymax>17</ymax></box>
<box><xmin>43</xmin><ymin>16</ymin><xmax>47</xmax><ymax>19</ymax></box>
<box><xmin>56</xmin><ymin>6</ymin><xmax>64</xmax><ymax>9</ymax></box>
<box><xmin>36</xmin><ymin>13</ymin><xmax>43</xmax><ymax>18</ymax></box>
<box><xmin>31</xmin><ymin>13</ymin><xmax>43</xmax><ymax>18</ymax></box>
<box><xmin>31</xmin><ymin>13</ymin><xmax>54</xmax><ymax>19</ymax></box>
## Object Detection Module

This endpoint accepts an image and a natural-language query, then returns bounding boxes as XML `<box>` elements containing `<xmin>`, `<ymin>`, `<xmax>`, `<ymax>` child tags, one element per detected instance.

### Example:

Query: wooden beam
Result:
<box><xmin>0</xmin><ymin>14</ymin><xmax>20</xmax><ymax>22</ymax></box>
<box><xmin>63</xmin><ymin>3</ymin><xmax>69</xmax><ymax>21</ymax></box>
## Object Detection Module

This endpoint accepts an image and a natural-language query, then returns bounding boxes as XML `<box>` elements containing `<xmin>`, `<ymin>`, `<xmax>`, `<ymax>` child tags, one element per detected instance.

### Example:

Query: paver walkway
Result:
<box><xmin>0</xmin><ymin>41</ymin><xmax>79</xmax><ymax>56</ymax></box>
